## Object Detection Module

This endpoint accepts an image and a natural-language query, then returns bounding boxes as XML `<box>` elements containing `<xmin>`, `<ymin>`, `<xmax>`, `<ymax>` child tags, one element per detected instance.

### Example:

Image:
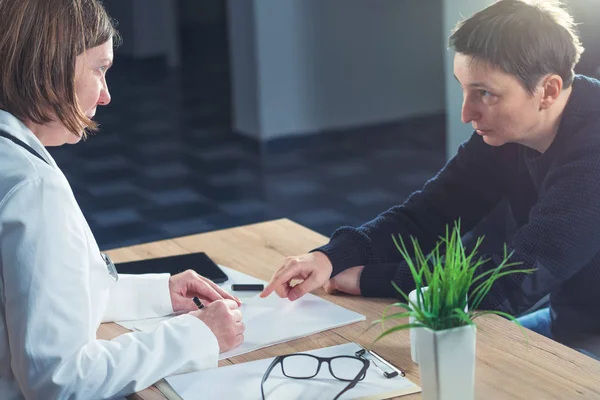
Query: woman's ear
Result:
<box><xmin>539</xmin><ymin>74</ymin><xmax>564</xmax><ymax>110</ymax></box>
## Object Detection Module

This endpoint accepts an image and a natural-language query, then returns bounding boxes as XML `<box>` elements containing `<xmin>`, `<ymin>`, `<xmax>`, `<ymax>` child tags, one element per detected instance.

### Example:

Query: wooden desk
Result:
<box><xmin>97</xmin><ymin>219</ymin><xmax>600</xmax><ymax>399</ymax></box>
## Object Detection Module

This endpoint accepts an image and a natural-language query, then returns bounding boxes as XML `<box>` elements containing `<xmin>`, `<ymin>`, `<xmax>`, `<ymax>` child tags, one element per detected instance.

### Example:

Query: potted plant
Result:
<box><xmin>375</xmin><ymin>222</ymin><xmax>535</xmax><ymax>400</ymax></box>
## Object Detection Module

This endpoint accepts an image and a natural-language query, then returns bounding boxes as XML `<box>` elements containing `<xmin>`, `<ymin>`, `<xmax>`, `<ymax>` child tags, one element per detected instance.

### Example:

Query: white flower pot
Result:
<box><xmin>408</xmin><ymin>287</ymin><xmax>468</xmax><ymax>365</ymax></box>
<box><xmin>416</xmin><ymin>324</ymin><xmax>476</xmax><ymax>400</ymax></box>
<box><xmin>408</xmin><ymin>287</ymin><xmax>427</xmax><ymax>364</ymax></box>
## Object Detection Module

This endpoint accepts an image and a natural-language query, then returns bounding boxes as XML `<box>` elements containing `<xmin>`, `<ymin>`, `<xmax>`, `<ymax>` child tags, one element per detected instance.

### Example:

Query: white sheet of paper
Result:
<box><xmin>164</xmin><ymin>343</ymin><xmax>421</xmax><ymax>400</ymax></box>
<box><xmin>116</xmin><ymin>266</ymin><xmax>366</xmax><ymax>360</ymax></box>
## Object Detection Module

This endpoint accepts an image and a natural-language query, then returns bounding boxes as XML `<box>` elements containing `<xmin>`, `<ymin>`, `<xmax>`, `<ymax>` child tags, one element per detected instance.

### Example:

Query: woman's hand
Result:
<box><xmin>322</xmin><ymin>266</ymin><xmax>364</xmax><ymax>296</ymax></box>
<box><xmin>261</xmin><ymin>252</ymin><xmax>333</xmax><ymax>301</ymax></box>
<box><xmin>169</xmin><ymin>270</ymin><xmax>241</xmax><ymax>313</ymax></box>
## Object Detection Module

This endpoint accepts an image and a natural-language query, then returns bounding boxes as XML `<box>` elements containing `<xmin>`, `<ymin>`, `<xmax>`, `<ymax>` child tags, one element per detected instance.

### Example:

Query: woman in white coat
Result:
<box><xmin>0</xmin><ymin>0</ymin><xmax>245</xmax><ymax>398</ymax></box>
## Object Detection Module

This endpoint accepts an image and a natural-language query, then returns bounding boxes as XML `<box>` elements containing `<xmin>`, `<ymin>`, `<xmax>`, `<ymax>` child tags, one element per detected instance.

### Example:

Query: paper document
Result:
<box><xmin>164</xmin><ymin>342</ymin><xmax>421</xmax><ymax>400</ymax></box>
<box><xmin>116</xmin><ymin>266</ymin><xmax>366</xmax><ymax>359</ymax></box>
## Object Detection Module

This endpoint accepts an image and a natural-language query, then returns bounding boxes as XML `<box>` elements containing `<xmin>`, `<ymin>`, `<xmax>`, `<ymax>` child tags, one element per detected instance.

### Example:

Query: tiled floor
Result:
<box><xmin>47</xmin><ymin>31</ymin><xmax>447</xmax><ymax>251</ymax></box>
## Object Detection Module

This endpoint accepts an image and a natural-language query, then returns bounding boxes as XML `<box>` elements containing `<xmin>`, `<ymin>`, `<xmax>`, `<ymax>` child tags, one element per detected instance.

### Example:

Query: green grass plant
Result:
<box><xmin>375</xmin><ymin>221</ymin><xmax>536</xmax><ymax>340</ymax></box>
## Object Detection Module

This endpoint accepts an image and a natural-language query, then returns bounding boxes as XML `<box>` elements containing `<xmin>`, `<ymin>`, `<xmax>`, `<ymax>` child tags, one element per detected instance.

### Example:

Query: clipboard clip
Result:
<box><xmin>355</xmin><ymin>347</ymin><xmax>405</xmax><ymax>378</ymax></box>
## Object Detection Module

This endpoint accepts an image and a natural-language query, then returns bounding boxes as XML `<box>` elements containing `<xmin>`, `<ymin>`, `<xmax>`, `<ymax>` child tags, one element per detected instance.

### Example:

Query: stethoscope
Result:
<box><xmin>101</xmin><ymin>253</ymin><xmax>119</xmax><ymax>282</ymax></box>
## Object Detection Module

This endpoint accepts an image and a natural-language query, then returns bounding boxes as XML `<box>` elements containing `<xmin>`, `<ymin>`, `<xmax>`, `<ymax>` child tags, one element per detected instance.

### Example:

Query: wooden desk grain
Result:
<box><xmin>97</xmin><ymin>219</ymin><xmax>600</xmax><ymax>400</ymax></box>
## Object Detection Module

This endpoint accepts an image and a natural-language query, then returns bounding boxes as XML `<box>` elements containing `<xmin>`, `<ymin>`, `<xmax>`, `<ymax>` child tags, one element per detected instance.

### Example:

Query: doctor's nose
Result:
<box><xmin>98</xmin><ymin>83</ymin><xmax>111</xmax><ymax>106</ymax></box>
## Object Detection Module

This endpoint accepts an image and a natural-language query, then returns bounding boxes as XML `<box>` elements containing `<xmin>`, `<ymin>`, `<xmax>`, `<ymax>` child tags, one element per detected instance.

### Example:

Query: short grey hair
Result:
<box><xmin>449</xmin><ymin>0</ymin><xmax>584</xmax><ymax>94</ymax></box>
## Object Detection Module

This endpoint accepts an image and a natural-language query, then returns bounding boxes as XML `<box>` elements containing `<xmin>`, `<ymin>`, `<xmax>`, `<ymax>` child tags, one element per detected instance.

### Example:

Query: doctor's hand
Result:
<box><xmin>190</xmin><ymin>299</ymin><xmax>244</xmax><ymax>352</ymax></box>
<box><xmin>169</xmin><ymin>270</ymin><xmax>241</xmax><ymax>313</ymax></box>
<box><xmin>260</xmin><ymin>252</ymin><xmax>333</xmax><ymax>301</ymax></box>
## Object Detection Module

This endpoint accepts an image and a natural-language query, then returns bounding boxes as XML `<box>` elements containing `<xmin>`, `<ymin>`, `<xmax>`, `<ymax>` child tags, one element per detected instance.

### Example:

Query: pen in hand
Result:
<box><xmin>193</xmin><ymin>296</ymin><xmax>205</xmax><ymax>309</ymax></box>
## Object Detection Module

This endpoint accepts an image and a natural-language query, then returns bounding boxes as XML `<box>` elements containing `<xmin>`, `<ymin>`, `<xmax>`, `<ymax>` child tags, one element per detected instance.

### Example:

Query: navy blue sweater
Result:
<box><xmin>317</xmin><ymin>75</ymin><xmax>600</xmax><ymax>344</ymax></box>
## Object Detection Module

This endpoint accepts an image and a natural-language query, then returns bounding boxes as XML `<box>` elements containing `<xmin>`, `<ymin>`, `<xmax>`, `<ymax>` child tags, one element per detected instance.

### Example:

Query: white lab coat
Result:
<box><xmin>0</xmin><ymin>110</ymin><xmax>219</xmax><ymax>399</ymax></box>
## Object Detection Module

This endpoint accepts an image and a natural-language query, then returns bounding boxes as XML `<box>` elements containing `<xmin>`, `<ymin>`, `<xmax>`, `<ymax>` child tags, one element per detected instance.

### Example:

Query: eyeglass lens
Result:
<box><xmin>281</xmin><ymin>355</ymin><xmax>366</xmax><ymax>381</ymax></box>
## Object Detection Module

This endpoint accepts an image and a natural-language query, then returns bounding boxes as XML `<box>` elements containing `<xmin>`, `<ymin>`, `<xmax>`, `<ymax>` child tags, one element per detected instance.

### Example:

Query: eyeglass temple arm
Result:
<box><xmin>261</xmin><ymin>356</ymin><xmax>282</xmax><ymax>400</ymax></box>
<box><xmin>332</xmin><ymin>360</ymin><xmax>370</xmax><ymax>400</ymax></box>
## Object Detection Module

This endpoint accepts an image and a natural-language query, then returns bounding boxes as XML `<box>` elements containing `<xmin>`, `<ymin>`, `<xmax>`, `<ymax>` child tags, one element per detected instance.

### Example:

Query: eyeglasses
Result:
<box><xmin>261</xmin><ymin>353</ymin><xmax>369</xmax><ymax>400</ymax></box>
<box><xmin>101</xmin><ymin>253</ymin><xmax>119</xmax><ymax>282</ymax></box>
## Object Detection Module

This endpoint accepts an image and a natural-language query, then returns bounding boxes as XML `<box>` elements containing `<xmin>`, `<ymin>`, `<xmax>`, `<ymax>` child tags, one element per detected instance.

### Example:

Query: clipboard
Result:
<box><xmin>160</xmin><ymin>343</ymin><xmax>421</xmax><ymax>400</ymax></box>
<box><xmin>155</xmin><ymin>380</ymin><xmax>183</xmax><ymax>400</ymax></box>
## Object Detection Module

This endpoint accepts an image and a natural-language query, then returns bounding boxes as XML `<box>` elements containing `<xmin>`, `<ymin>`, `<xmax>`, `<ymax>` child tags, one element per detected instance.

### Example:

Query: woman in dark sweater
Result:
<box><xmin>262</xmin><ymin>0</ymin><xmax>600</xmax><ymax>358</ymax></box>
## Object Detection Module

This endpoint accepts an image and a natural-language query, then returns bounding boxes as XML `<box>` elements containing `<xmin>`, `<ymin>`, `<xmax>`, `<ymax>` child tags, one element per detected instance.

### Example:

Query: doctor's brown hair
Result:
<box><xmin>0</xmin><ymin>0</ymin><xmax>120</xmax><ymax>138</ymax></box>
<box><xmin>449</xmin><ymin>0</ymin><xmax>584</xmax><ymax>95</ymax></box>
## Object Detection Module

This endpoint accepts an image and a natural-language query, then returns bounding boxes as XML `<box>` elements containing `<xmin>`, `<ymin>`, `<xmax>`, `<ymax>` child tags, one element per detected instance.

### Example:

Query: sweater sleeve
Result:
<box><xmin>361</xmin><ymin>139</ymin><xmax>600</xmax><ymax>316</ymax></box>
<box><xmin>317</xmin><ymin>133</ymin><xmax>507</xmax><ymax>277</ymax></box>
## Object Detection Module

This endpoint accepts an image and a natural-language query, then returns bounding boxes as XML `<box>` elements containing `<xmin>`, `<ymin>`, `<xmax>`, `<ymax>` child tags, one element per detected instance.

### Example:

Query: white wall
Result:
<box><xmin>103</xmin><ymin>0</ymin><xmax>179</xmax><ymax>67</ymax></box>
<box><xmin>229</xmin><ymin>0</ymin><xmax>445</xmax><ymax>141</ymax></box>
<box><xmin>567</xmin><ymin>0</ymin><xmax>600</xmax><ymax>77</ymax></box>
<box><xmin>179</xmin><ymin>0</ymin><xmax>224</xmax><ymax>26</ymax></box>
<box><xmin>132</xmin><ymin>0</ymin><xmax>179</xmax><ymax>67</ymax></box>
<box><xmin>443</xmin><ymin>0</ymin><xmax>494</xmax><ymax>158</ymax></box>
<box><xmin>228</xmin><ymin>0</ymin><xmax>261</xmax><ymax>135</ymax></box>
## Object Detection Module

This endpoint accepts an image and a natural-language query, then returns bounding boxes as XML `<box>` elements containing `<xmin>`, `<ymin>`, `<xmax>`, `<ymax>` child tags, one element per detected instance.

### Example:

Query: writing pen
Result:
<box><xmin>231</xmin><ymin>284</ymin><xmax>264</xmax><ymax>291</ymax></box>
<box><xmin>193</xmin><ymin>296</ymin><xmax>204</xmax><ymax>309</ymax></box>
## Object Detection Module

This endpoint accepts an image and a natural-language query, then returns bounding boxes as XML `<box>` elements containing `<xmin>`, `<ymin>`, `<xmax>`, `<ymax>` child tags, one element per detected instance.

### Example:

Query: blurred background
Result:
<box><xmin>47</xmin><ymin>0</ymin><xmax>600</xmax><ymax>250</ymax></box>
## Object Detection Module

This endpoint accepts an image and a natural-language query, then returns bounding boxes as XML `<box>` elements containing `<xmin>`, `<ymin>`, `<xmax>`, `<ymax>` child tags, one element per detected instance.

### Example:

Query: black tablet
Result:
<box><xmin>115</xmin><ymin>252</ymin><xmax>229</xmax><ymax>283</ymax></box>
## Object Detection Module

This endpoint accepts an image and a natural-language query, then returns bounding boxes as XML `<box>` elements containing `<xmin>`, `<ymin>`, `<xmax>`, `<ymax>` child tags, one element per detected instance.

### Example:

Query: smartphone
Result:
<box><xmin>115</xmin><ymin>252</ymin><xmax>229</xmax><ymax>283</ymax></box>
